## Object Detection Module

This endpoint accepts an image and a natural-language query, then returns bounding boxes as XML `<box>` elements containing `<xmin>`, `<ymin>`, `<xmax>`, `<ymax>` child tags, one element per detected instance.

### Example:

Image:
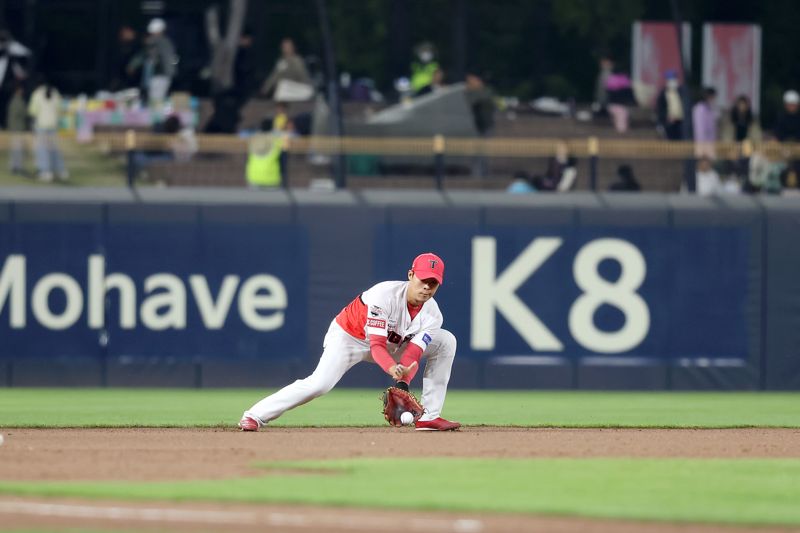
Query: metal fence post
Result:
<box><xmin>433</xmin><ymin>134</ymin><xmax>445</xmax><ymax>190</ymax></box>
<box><xmin>588</xmin><ymin>136</ymin><xmax>599</xmax><ymax>191</ymax></box>
<box><xmin>125</xmin><ymin>129</ymin><xmax>137</xmax><ymax>189</ymax></box>
<box><xmin>281</xmin><ymin>135</ymin><xmax>290</xmax><ymax>189</ymax></box>
<box><xmin>740</xmin><ymin>139</ymin><xmax>753</xmax><ymax>186</ymax></box>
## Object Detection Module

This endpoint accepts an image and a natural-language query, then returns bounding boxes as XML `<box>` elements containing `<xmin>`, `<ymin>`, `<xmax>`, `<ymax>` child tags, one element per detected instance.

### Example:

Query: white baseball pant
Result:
<box><xmin>244</xmin><ymin>320</ymin><xmax>457</xmax><ymax>425</ymax></box>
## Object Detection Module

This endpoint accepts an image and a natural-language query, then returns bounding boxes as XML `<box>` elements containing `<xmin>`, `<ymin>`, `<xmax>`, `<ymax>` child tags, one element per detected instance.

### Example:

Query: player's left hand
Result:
<box><xmin>389</xmin><ymin>361</ymin><xmax>417</xmax><ymax>380</ymax></box>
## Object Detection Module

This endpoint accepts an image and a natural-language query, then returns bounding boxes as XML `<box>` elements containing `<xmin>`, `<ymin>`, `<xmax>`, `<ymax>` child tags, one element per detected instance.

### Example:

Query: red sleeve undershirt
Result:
<box><xmin>368</xmin><ymin>302</ymin><xmax>425</xmax><ymax>382</ymax></box>
<box><xmin>369</xmin><ymin>335</ymin><xmax>423</xmax><ymax>382</ymax></box>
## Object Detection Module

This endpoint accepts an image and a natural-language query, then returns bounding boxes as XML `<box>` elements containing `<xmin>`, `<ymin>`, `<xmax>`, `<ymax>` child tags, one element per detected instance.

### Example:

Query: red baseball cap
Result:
<box><xmin>411</xmin><ymin>252</ymin><xmax>445</xmax><ymax>284</ymax></box>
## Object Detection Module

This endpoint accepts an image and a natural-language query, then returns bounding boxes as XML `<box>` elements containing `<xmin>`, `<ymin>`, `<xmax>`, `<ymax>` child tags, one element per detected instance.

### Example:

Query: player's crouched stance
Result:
<box><xmin>239</xmin><ymin>252</ymin><xmax>460</xmax><ymax>432</ymax></box>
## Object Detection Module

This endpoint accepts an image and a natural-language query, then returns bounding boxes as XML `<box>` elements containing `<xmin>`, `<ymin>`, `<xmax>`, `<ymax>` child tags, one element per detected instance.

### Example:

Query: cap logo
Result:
<box><xmin>429</xmin><ymin>260</ymin><xmax>438</xmax><ymax>269</ymax></box>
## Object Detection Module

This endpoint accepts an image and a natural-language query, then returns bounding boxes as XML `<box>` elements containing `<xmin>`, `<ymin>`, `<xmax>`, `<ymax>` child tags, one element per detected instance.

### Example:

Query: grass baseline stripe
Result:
<box><xmin>1</xmin><ymin>389</ymin><xmax>799</xmax><ymax>428</ymax></box>
<box><xmin>0</xmin><ymin>458</ymin><xmax>798</xmax><ymax>527</ymax></box>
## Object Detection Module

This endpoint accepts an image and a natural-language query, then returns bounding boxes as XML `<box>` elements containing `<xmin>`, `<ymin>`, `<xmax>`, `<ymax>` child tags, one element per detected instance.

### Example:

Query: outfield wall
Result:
<box><xmin>0</xmin><ymin>187</ymin><xmax>798</xmax><ymax>390</ymax></box>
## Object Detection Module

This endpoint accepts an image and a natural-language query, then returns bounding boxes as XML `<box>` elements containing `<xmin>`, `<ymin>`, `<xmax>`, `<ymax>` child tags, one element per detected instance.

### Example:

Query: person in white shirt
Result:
<box><xmin>240</xmin><ymin>252</ymin><xmax>461</xmax><ymax>432</ymax></box>
<box><xmin>695</xmin><ymin>157</ymin><xmax>722</xmax><ymax>196</ymax></box>
<box><xmin>28</xmin><ymin>79</ymin><xmax>67</xmax><ymax>182</ymax></box>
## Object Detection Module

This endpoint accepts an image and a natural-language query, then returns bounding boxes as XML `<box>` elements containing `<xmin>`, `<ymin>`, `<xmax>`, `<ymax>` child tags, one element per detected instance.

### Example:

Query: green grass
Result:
<box><xmin>0</xmin><ymin>139</ymin><xmax>126</xmax><ymax>187</ymax></box>
<box><xmin>1</xmin><ymin>389</ymin><xmax>799</xmax><ymax>527</ymax></box>
<box><xmin>0</xmin><ymin>389</ymin><xmax>798</xmax><ymax>428</ymax></box>
<box><xmin>1</xmin><ymin>458</ymin><xmax>799</xmax><ymax>526</ymax></box>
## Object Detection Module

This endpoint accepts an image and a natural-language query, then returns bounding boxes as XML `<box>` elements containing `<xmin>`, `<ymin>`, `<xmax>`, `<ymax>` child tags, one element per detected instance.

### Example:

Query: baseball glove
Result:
<box><xmin>381</xmin><ymin>386</ymin><xmax>424</xmax><ymax>427</ymax></box>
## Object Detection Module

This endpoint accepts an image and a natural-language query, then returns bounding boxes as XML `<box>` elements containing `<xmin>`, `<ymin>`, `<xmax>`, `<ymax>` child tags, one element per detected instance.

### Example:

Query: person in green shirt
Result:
<box><xmin>410</xmin><ymin>42</ymin><xmax>440</xmax><ymax>95</ymax></box>
<box><xmin>246</xmin><ymin>132</ymin><xmax>283</xmax><ymax>188</ymax></box>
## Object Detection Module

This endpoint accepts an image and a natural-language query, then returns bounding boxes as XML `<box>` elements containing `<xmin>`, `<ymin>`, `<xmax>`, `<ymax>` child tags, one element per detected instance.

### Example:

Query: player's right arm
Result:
<box><xmin>360</xmin><ymin>291</ymin><xmax>414</xmax><ymax>380</ymax></box>
<box><xmin>364</xmin><ymin>305</ymin><xmax>402</xmax><ymax>378</ymax></box>
<box><xmin>337</xmin><ymin>284</ymin><xmax>411</xmax><ymax>380</ymax></box>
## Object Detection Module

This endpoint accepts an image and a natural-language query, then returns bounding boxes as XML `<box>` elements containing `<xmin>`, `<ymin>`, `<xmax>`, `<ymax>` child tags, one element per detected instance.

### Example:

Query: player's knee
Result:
<box><xmin>433</xmin><ymin>329</ymin><xmax>457</xmax><ymax>356</ymax></box>
<box><xmin>315</xmin><ymin>380</ymin><xmax>337</xmax><ymax>397</ymax></box>
<box><xmin>302</xmin><ymin>375</ymin><xmax>336</xmax><ymax>398</ymax></box>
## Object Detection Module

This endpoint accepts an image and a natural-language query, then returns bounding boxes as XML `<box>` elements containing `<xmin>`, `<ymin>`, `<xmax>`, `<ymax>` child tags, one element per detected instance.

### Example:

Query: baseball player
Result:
<box><xmin>239</xmin><ymin>252</ymin><xmax>460</xmax><ymax>431</ymax></box>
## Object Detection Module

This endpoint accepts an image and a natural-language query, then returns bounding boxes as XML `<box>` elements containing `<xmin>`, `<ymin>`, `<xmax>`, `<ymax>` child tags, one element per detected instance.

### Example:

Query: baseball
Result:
<box><xmin>0</xmin><ymin>434</ymin><xmax>4</xmax><ymax>446</ymax></box>
<box><xmin>400</xmin><ymin>411</ymin><xmax>414</xmax><ymax>425</ymax></box>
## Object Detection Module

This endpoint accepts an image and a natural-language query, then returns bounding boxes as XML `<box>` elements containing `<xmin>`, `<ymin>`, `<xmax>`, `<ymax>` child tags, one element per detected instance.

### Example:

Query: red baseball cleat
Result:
<box><xmin>415</xmin><ymin>417</ymin><xmax>461</xmax><ymax>431</ymax></box>
<box><xmin>238</xmin><ymin>416</ymin><xmax>261</xmax><ymax>432</ymax></box>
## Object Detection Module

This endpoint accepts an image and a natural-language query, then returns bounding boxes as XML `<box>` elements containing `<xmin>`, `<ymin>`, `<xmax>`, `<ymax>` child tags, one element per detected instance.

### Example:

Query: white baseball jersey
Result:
<box><xmin>336</xmin><ymin>281</ymin><xmax>443</xmax><ymax>353</ymax></box>
<box><xmin>246</xmin><ymin>280</ymin><xmax>457</xmax><ymax>425</ymax></box>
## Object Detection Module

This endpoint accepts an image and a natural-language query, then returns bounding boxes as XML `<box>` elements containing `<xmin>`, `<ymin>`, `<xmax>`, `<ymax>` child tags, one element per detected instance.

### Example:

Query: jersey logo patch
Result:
<box><xmin>369</xmin><ymin>305</ymin><xmax>383</xmax><ymax>317</ymax></box>
<box><xmin>366</xmin><ymin>318</ymin><xmax>386</xmax><ymax>329</ymax></box>
<box><xmin>422</xmin><ymin>333</ymin><xmax>432</xmax><ymax>346</ymax></box>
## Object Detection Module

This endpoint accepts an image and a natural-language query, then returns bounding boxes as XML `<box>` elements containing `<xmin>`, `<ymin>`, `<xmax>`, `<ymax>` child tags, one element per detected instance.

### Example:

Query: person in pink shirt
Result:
<box><xmin>693</xmin><ymin>87</ymin><xmax>718</xmax><ymax>159</ymax></box>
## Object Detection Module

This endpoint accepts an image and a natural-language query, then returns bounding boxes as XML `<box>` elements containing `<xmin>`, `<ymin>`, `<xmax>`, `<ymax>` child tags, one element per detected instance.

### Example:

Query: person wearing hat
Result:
<box><xmin>410</xmin><ymin>41</ymin><xmax>440</xmax><ymax>95</ymax></box>
<box><xmin>656</xmin><ymin>69</ymin><xmax>687</xmax><ymax>140</ymax></box>
<box><xmin>128</xmin><ymin>18</ymin><xmax>176</xmax><ymax>107</ymax></box>
<box><xmin>775</xmin><ymin>90</ymin><xmax>800</xmax><ymax>142</ymax></box>
<box><xmin>239</xmin><ymin>252</ymin><xmax>461</xmax><ymax>432</ymax></box>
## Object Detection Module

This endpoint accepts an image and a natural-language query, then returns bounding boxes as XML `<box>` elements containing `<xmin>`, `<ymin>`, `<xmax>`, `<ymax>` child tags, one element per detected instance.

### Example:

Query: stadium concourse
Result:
<box><xmin>135</xmin><ymin>97</ymin><xmax>685</xmax><ymax>192</ymax></box>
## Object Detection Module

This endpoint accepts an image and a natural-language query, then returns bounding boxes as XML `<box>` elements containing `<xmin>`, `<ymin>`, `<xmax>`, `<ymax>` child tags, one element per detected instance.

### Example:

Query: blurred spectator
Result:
<box><xmin>506</xmin><ymin>171</ymin><xmax>536</xmax><ymax>193</ymax></box>
<box><xmin>656</xmin><ymin>70</ymin><xmax>686</xmax><ymax>140</ymax></box>
<box><xmin>128</xmin><ymin>18</ymin><xmax>177</xmax><ymax>107</ymax></box>
<box><xmin>7</xmin><ymin>82</ymin><xmax>28</xmax><ymax>175</ymax></box>
<box><xmin>721</xmin><ymin>168</ymin><xmax>743</xmax><ymax>194</ymax></box>
<box><xmin>532</xmin><ymin>141</ymin><xmax>578</xmax><ymax>191</ymax></box>
<box><xmin>233</xmin><ymin>31</ymin><xmax>257</xmax><ymax>105</ymax></box>
<box><xmin>415</xmin><ymin>68</ymin><xmax>445</xmax><ymax>97</ymax></box>
<box><xmin>465</xmin><ymin>72</ymin><xmax>495</xmax><ymax>177</ymax></box>
<box><xmin>260</xmin><ymin>38</ymin><xmax>312</xmax><ymax>102</ymax></box>
<box><xmin>410</xmin><ymin>42</ymin><xmax>440</xmax><ymax>95</ymax></box>
<box><xmin>346</xmin><ymin>76</ymin><xmax>379</xmax><ymax>102</ymax></box>
<box><xmin>605</xmin><ymin>72</ymin><xmax>636</xmax><ymax>133</ymax></box>
<box><xmin>608</xmin><ymin>164</ymin><xmax>640</xmax><ymax>191</ymax></box>
<box><xmin>132</xmin><ymin>115</ymin><xmax>196</xmax><ymax>180</ymax></box>
<box><xmin>720</xmin><ymin>94</ymin><xmax>762</xmax><ymax>143</ymax></box>
<box><xmin>246</xmin><ymin>130</ymin><xmax>283</xmax><ymax>188</ymax></box>
<box><xmin>266</xmin><ymin>102</ymin><xmax>293</xmax><ymax>181</ymax></box>
<box><xmin>780</xmin><ymin>166</ymin><xmax>800</xmax><ymax>197</ymax></box>
<box><xmin>692</xmin><ymin>87</ymin><xmax>718</xmax><ymax>159</ymax></box>
<box><xmin>592</xmin><ymin>56</ymin><xmax>614</xmax><ymax>115</ymax></box>
<box><xmin>272</xmin><ymin>102</ymin><xmax>290</xmax><ymax>132</ymax></box>
<box><xmin>169</xmin><ymin>116</ymin><xmax>198</xmax><ymax>164</ymax></box>
<box><xmin>465</xmin><ymin>73</ymin><xmax>495</xmax><ymax>136</ymax></box>
<box><xmin>742</xmin><ymin>151</ymin><xmax>787</xmax><ymax>194</ymax></box>
<box><xmin>695</xmin><ymin>157</ymin><xmax>722</xmax><ymax>196</ymax></box>
<box><xmin>204</xmin><ymin>90</ymin><xmax>241</xmax><ymax>134</ymax></box>
<box><xmin>28</xmin><ymin>77</ymin><xmax>67</xmax><ymax>182</ymax></box>
<box><xmin>0</xmin><ymin>29</ymin><xmax>30</xmax><ymax>129</ymax></box>
<box><xmin>775</xmin><ymin>90</ymin><xmax>800</xmax><ymax>142</ymax></box>
<box><xmin>111</xmin><ymin>25</ymin><xmax>140</xmax><ymax>91</ymax></box>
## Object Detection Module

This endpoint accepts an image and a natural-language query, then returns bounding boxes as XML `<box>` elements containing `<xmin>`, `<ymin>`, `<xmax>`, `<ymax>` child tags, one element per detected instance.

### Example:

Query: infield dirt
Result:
<box><xmin>0</xmin><ymin>427</ymin><xmax>798</xmax><ymax>532</ymax></box>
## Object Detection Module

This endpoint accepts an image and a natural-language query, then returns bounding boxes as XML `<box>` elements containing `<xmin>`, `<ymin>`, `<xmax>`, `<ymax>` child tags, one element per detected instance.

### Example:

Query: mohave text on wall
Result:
<box><xmin>0</xmin><ymin>255</ymin><xmax>287</xmax><ymax>331</ymax></box>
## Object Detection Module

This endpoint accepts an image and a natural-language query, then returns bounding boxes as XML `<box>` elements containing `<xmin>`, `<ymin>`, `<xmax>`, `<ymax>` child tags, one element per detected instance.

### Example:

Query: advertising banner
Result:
<box><xmin>702</xmin><ymin>23</ymin><xmax>762</xmax><ymax>112</ymax></box>
<box><xmin>0</xmin><ymin>222</ymin><xmax>308</xmax><ymax>360</ymax></box>
<box><xmin>632</xmin><ymin>21</ymin><xmax>691</xmax><ymax>104</ymax></box>
<box><xmin>377</xmin><ymin>225</ymin><xmax>753</xmax><ymax>361</ymax></box>
<box><xmin>0</xmin><ymin>203</ymin><xmax>762</xmax><ymax>370</ymax></box>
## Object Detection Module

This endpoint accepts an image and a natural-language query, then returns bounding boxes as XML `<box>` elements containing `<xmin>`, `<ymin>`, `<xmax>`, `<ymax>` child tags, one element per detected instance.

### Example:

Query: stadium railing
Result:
<box><xmin>1</xmin><ymin>131</ymin><xmax>798</xmax><ymax>191</ymax></box>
